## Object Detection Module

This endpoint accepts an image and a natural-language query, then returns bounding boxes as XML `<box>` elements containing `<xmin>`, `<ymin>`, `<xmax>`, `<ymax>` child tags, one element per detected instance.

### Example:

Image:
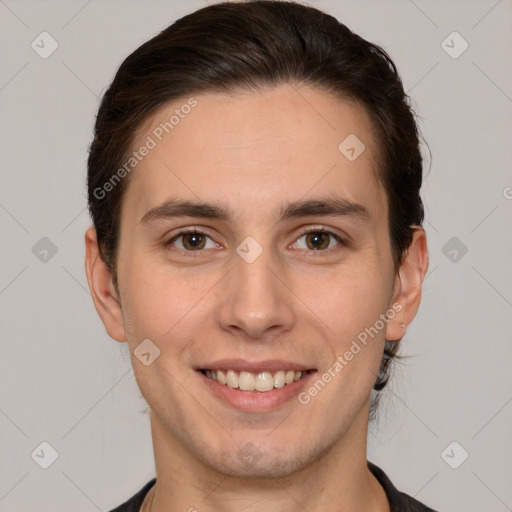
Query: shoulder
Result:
<box><xmin>368</xmin><ymin>461</ymin><xmax>439</xmax><ymax>512</ymax></box>
<box><xmin>108</xmin><ymin>478</ymin><xmax>156</xmax><ymax>512</ymax></box>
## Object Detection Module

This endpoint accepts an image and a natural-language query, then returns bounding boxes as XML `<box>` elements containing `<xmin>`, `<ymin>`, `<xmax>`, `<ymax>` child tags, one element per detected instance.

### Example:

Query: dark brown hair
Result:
<box><xmin>87</xmin><ymin>0</ymin><xmax>425</xmax><ymax>416</ymax></box>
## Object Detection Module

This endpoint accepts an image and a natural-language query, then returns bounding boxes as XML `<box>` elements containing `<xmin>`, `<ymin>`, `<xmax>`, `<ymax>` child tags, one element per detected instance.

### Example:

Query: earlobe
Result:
<box><xmin>386</xmin><ymin>227</ymin><xmax>429</xmax><ymax>341</ymax></box>
<box><xmin>84</xmin><ymin>226</ymin><xmax>127</xmax><ymax>342</ymax></box>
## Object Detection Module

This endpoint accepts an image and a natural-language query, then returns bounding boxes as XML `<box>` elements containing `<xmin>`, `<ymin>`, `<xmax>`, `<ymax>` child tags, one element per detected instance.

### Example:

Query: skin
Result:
<box><xmin>85</xmin><ymin>84</ymin><xmax>428</xmax><ymax>511</ymax></box>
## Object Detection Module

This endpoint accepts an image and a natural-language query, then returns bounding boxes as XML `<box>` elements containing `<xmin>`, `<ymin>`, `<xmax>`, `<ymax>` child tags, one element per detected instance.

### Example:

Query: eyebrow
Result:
<box><xmin>139</xmin><ymin>196</ymin><xmax>371</xmax><ymax>225</ymax></box>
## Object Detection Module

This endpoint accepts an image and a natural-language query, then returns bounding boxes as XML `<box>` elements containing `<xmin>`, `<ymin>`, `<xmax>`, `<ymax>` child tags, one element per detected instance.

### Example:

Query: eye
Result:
<box><xmin>291</xmin><ymin>228</ymin><xmax>344</xmax><ymax>252</ymax></box>
<box><xmin>164</xmin><ymin>226</ymin><xmax>346</xmax><ymax>256</ymax></box>
<box><xmin>165</xmin><ymin>229</ymin><xmax>220</xmax><ymax>253</ymax></box>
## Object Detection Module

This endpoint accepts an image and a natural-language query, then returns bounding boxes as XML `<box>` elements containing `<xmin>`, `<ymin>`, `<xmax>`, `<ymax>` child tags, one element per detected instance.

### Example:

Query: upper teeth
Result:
<box><xmin>204</xmin><ymin>369</ymin><xmax>305</xmax><ymax>392</ymax></box>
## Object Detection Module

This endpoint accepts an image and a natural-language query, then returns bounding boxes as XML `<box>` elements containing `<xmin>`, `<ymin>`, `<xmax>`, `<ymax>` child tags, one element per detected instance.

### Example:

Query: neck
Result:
<box><xmin>146</xmin><ymin>409</ymin><xmax>389</xmax><ymax>512</ymax></box>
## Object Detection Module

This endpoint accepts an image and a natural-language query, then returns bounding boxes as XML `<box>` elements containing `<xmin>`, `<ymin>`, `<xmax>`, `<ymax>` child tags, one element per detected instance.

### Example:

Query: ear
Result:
<box><xmin>85</xmin><ymin>226</ymin><xmax>127</xmax><ymax>342</ymax></box>
<box><xmin>386</xmin><ymin>227</ymin><xmax>429</xmax><ymax>341</ymax></box>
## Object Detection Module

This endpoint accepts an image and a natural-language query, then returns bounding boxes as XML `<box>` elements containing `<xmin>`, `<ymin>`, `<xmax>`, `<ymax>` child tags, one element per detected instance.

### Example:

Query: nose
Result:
<box><xmin>217</xmin><ymin>246</ymin><xmax>296</xmax><ymax>341</ymax></box>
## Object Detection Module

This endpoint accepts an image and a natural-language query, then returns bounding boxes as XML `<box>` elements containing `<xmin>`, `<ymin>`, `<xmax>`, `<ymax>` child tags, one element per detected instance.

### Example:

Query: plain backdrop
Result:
<box><xmin>1</xmin><ymin>1</ymin><xmax>511</xmax><ymax>511</ymax></box>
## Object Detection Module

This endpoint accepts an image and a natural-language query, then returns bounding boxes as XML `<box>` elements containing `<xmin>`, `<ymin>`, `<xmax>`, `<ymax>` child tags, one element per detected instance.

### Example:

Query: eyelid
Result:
<box><xmin>163</xmin><ymin>227</ymin><xmax>219</xmax><ymax>254</ymax></box>
<box><xmin>291</xmin><ymin>225</ymin><xmax>347</xmax><ymax>250</ymax></box>
<box><xmin>295</xmin><ymin>224</ymin><xmax>346</xmax><ymax>238</ymax></box>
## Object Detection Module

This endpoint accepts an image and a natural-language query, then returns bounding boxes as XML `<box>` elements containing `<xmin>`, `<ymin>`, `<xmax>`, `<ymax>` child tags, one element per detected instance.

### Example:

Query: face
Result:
<box><xmin>88</xmin><ymin>84</ymin><xmax>419</xmax><ymax>479</ymax></box>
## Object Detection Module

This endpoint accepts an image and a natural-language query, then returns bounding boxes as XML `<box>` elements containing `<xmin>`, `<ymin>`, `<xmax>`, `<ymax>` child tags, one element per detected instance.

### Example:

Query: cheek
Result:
<box><xmin>295</xmin><ymin>262</ymin><xmax>394</xmax><ymax>403</ymax></box>
<box><xmin>120</xmin><ymin>266</ymin><xmax>206</xmax><ymax>410</ymax></box>
<box><xmin>296</xmin><ymin>263</ymin><xmax>393</xmax><ymax>342</ymax></box>
<box><xmin>120</xmin><ymin>258</ymin><xmax>213</xmax><ymax>350</ymax></box>
<box><xmin>298</xmin><ymin>272</ymin><xmax>390</xmax><ymax>411</ymax></box>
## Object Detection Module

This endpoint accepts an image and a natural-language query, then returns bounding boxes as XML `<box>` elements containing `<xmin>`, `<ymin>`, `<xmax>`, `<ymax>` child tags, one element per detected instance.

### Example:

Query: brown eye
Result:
<box><xmin>181</xmin><ymin>232</ymin><xmax>206</xmax><ymax>250</ymax></box>
<box><xmin>293</xmin><ymin>229</ymin><xmax>343</xmax><ymax>252</ymax></box>
<box><xmin>305</xmin><ymin>231</ymin><xmax>331</xmax><ymax>250</ymax></box>
<box><xmin>166</xmin><ymin>229</ymin><xmax>218</xmax><ymax>252</ymax></box>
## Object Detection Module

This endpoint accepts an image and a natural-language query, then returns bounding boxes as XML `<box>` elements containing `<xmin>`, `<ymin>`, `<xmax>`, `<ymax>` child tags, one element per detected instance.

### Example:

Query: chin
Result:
<box><xmin>211</xmin><ymin>451</ymin><xmax>309</xmax><ymax>480</ymax></box>
<box><xmin>197</xmin><ymin>433</ymin><xmax>336</xmax><ymax>481</ymax></box>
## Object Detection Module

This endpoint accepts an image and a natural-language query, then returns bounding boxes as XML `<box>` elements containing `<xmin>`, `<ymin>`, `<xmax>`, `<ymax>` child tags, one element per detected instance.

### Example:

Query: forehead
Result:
<box><xmin>123</xmin><ymin>84</ymin><xmax>386</xmax><ymax>225</ymax></box>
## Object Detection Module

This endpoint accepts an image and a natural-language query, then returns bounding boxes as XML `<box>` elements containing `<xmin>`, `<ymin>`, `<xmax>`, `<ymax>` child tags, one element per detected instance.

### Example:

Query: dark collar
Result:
<box><xmin>368</xmin><ymin>461</ymin><xmax>438</xmax><ymax>511</ymax></box>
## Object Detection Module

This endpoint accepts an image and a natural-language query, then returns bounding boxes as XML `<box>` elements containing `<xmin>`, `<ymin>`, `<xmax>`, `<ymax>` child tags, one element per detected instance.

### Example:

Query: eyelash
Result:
<box><xmin>164</xmin><ymin>226</ymin><xmax>346</xmax><ymax>257</ymax></box>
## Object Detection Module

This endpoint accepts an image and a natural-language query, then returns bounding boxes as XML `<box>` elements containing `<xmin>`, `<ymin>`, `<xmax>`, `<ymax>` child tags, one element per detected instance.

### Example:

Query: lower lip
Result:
<box><xmin>198</xmin><ymin>370</ymin><xmax>317</xmax><ymax>412</ymax></box>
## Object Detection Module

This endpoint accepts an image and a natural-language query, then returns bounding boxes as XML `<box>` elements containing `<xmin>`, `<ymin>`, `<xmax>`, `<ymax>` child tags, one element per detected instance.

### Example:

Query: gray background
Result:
<box><xmin>1</xmin><ymin>0</ymin><xmax>511</xmax><ymax>510</ymax></box>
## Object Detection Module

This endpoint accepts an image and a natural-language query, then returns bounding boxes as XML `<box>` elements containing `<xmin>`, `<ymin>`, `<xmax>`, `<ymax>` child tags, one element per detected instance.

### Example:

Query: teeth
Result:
<box><xmin>226</xmin><ymin>369</ymin><xmax>238</xmax><ymax>389</ymax></box>
<box><xmin>285</xmin><ymin>370</ymin><xmax>295</xmax><ymax>384</ymax></box>
<box><xmin>274</xmin><ymin>370</ymin><xmax>285</xmax><ymax>388</ymax></box>
<box><xmin>239</xmin><ymin>371</ymin><xmax>255</xmax><ymax>391</ymax></box>
<box><xmin>255</xmin><ymin>371</ymin><xmax>274</xmax><ymax>392</ymax></box>
<box><xmin>204</xmin><ymin>368</ymin><xmax>308</xmax><ymax>392</ymax></box>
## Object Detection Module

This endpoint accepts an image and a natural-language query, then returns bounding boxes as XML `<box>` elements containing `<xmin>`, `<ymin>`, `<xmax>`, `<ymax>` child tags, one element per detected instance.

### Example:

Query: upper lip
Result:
<box><xmin>197</xmin><ymin>359</ymin><xmax>315</xmax><ymax>373</ymax></box>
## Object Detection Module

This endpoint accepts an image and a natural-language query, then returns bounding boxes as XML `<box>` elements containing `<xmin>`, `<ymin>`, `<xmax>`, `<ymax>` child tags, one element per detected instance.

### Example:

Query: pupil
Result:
<box><xmin>186</xmin><ymin>233</ymin><xmax>203</xmax><ymax>248</ymax></box>
<box><xmin>309</xmin><ymin>232</ymin><xmax>326</xmax><ymax>250</ymax></box>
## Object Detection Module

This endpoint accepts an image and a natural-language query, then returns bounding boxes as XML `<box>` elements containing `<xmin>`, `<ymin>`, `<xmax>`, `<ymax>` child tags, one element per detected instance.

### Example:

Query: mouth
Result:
<box><xmin>199</xmin><ymin>368</ymin><xmax>314</xmax><ymax>392</ymax></box>
<box><xmin>196</xmin><ymin>360</ymin><xmax>317</xmax><ymax>412</ymax></box>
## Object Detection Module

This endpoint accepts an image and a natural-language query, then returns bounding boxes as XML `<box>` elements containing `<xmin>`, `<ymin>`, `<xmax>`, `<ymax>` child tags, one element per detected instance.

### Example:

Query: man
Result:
<box><xmin>85</xmin><ymin>1</ymin><xmax>434</xmax><ymax>510</ymax></box>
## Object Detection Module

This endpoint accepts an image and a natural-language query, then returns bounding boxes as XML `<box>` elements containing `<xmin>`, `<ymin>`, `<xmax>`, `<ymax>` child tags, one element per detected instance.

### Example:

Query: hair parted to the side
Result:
<box><xmin>87</xmin><ymin>0</ymin><xmax>425</xmax><ymax>418</ymax></box>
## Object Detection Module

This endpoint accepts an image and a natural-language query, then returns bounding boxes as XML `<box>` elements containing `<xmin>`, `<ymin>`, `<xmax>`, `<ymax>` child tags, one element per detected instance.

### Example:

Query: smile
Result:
<box><xmin>197</xmin><ymin>360</ymin><xmax>318</xmax><ymax>412</ymax></box>
<box><xmin>200</xmin><ymin>369</ymin><xmax>312</xmax><ymax>392</ymax></box>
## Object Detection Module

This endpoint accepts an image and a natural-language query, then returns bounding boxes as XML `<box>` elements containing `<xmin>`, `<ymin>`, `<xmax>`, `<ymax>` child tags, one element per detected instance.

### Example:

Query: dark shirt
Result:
<box><xmin>109</xmin><ymin>461</ymin><xmax>438</xmax><ymax>511</ymax></box>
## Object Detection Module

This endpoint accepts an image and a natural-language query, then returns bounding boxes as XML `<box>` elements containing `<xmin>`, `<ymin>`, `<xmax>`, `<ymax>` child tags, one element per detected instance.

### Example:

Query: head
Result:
<box><xmin>86</xmin><ymin>0</ymin><xmax>428</xmax><ymax>478</ymax></box>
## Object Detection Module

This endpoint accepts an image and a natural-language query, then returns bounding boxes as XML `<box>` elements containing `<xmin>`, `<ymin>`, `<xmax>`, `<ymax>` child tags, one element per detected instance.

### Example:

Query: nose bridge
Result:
<box><xmin>218</xmin><ymin>240</ymin><xmax>295</xmax><ymax>338</ymax></box>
